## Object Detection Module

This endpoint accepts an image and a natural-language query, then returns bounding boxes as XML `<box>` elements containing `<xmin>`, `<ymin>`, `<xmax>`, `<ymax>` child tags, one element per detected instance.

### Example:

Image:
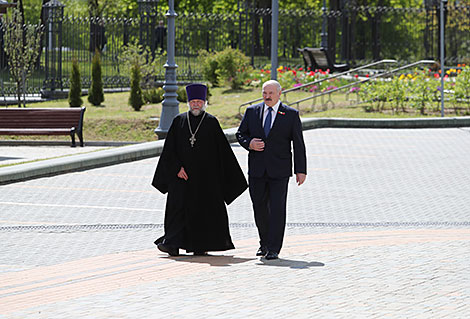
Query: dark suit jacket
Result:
<box><xmin>236</xmin><ymin>102</ymin><xmax>307</xmax><ymax>179</ymax></box>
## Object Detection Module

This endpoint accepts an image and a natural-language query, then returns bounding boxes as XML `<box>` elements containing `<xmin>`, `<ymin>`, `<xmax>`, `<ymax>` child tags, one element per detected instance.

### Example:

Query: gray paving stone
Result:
<box><xmin>1</xmin><ymin>128</ymin><xmax>470</xmax><ymax>318</ymax></box>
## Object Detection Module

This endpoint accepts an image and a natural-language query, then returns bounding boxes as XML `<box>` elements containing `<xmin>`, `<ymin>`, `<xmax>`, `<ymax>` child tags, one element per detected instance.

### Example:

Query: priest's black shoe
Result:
<box><xmin>157</xmin><ymin>243</ymin><xmax>179</xmax><ymax>256</ymax></box>
<box><xmin>256</xmin><ymin>246</ymin><xmax>267</xmax><ymax>256</ymax></box>
<box><xmin>265</xmin><ymin>251</ymin><xmax>279</xmax><ymax>260</ymax></box>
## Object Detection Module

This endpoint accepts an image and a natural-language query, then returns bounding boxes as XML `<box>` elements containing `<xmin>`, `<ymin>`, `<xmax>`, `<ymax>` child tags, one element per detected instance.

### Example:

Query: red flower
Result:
<box><xmin>365</xmin><ymin>74</ymin><xmax>369</xmax><ymax>78</ymax></box>
<box><xmin>299</xmin><ymin>67</ymin><xmax>303</xmax><ymax>71</ymax></box>
<box><xmin>354</xmin><ymin>74</ymin><xmax>359</xmax><ymax>78</ymax></box>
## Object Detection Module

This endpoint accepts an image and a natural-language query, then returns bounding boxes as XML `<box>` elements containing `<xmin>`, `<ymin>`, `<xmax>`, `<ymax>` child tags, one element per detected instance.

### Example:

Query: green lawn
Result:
<box><xmin>1</xmin><ymin>86</ymin><xmax>454</xmax><ymax>143</ymax></box>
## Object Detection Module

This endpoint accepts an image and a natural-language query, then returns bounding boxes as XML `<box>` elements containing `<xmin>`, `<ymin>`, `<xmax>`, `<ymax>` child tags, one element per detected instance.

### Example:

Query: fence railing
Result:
<box><xmin>0</xmin><ymin>5</ymin><xmax>469</xmax><ymax>98</ymax></box>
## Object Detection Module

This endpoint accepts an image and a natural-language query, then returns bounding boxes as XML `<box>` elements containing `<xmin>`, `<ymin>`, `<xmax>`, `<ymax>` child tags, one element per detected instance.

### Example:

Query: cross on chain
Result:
<box><xmin>189</xmin><ymin>135</ymin><xmax>196</xmax><ymax>147</ymax></box>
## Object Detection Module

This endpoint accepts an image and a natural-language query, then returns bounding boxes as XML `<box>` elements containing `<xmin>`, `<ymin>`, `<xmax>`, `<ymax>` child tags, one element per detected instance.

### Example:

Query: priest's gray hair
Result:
<box><xmin>262</xmin><ymin>80</ymin><xmax>282</xmax><ymax>92</ymax></box>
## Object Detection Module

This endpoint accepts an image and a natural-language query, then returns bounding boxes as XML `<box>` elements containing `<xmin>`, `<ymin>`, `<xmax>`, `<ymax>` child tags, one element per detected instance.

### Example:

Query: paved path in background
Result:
<box><xmin>0</xmin><ymin>145</ymin><xmax>110</xmax><ymax>166</ymax></box>
<box><xmin>1</xmin><ymin>128</ymin><xmax>470</xmax><ymax>318</ymax></box>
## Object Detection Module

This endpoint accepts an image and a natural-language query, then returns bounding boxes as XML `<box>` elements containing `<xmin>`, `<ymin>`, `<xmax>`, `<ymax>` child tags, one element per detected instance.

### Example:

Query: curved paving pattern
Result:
<box><xmin>1</xmin><ymin>128</ymin><xmax>470</xmax><ymax>318</ymax></box>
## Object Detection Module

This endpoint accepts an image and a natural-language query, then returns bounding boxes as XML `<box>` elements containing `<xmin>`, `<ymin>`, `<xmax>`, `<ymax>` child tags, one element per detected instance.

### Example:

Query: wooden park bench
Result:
<box><xmin>0</xmin><ymin>107</ymin><xmax>86</xmax><ymax>147</ymax></box>
<box><xmin>298</xmin><ymin>47</ymin><xmax>349</xmax><ymax>73</ymax></box>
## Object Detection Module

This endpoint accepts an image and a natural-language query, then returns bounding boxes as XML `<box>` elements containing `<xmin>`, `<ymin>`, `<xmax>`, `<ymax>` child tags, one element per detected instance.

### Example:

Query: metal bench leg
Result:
<box><xmin>71</xmin><ymin>132</ymin><xmax>76</xmax><ymax>147</ymax></box>
<box><xmin>78</xmin><ymin>131</ymin><xmax>84</xmax><ymax>147</ymax></box>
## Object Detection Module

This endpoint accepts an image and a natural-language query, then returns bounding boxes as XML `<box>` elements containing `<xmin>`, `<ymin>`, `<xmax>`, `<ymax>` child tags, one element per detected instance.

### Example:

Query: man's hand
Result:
<box><xmin>296</xmin><ymin>173</ymin><xmax>306</xmax><ymax>186</ymax></box>
<box><xmin>249</xmin><ymin>138</ymin><xmax>265</xmax><ymax>151</ymax></box>
<box><xmin>177</xmin><ymin>167</ymin><xmax>188</xmax><ymax>180</ymax></box>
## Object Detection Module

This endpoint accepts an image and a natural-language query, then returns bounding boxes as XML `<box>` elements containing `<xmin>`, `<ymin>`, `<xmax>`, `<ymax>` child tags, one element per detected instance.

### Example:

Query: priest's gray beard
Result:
<box><xmin>188</xmin><ymin>102</ymin><xmax>207</xmax><ymax>116</ymax></box>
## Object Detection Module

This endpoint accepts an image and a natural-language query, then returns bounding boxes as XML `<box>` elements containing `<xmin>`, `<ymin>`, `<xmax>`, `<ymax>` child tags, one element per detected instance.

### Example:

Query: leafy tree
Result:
<box><xmin>129</xmin><ymin>62</ymin><xmax>144</xmax><ymax>111</ymax></box>
<box><xmin>23</xmin><ymin>0</ymin><xmax>43</xmax><ymax>24</ymax></box>
<box><xmin>68</xmin><ymin>59</ymin><xmax>83</xmax><ymax>107</ymax></box>
<box><xmin>88</xmin><ymin>50</ymin><xmax>104</xmax><ymax>106</ymax></box>
<box><xmin>3</xmin><ymin>7</ymin><xmax>42</xmax><ymax>108</ymax></box>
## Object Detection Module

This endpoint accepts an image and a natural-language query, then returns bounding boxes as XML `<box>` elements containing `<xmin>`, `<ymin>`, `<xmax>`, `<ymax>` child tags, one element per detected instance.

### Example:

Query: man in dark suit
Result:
<box><xmin>236</xmin><ymin>80</ymin><xmax>307</xmax><ymax>260</ymax></box>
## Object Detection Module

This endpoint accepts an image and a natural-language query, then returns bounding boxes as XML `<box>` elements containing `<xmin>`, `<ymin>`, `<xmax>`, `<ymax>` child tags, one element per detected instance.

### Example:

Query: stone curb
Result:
<box><xmin>1</xmin><ymin>117</ymin><xmax>469</xmax><ymax>185</ymax></box>
<box><xmin>301</xmin><ymin>116</ymin><xmax>470</xmax><ymax>129</ymax></box>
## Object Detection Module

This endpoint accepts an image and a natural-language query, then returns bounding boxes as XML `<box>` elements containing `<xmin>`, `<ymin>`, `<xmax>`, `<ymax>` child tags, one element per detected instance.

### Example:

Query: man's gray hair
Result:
<box><xmin>262</xmin><ymin>80</ymin><xmax>281</xmax><ymax>92</ymax></box>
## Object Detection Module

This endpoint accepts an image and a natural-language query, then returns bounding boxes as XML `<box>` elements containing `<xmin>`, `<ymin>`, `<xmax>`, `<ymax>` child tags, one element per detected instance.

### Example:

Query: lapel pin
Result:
<box><xmin>278</xmin><ymin>111</ymin><xmax>285</xmax><ymax>115</ymax></box>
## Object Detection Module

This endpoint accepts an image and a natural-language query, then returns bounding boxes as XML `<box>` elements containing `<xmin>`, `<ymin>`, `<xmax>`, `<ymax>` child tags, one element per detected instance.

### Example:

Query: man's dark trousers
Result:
<box><xmin>236</xmin><ymin>102</ymin><xmax>307</xmax><ymax>255</ymax></box>
<box><xmin>249</xmin><ymin>175</ymin><xmax>289</xmax><ymax>254</ymax></box>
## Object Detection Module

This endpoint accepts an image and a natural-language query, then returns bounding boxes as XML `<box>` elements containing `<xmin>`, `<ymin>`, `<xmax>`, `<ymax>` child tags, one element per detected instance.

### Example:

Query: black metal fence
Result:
<box><xmin>1</xmin><ymin>4</ymin><xmax>470</xmax><ymax>98</ymax></box>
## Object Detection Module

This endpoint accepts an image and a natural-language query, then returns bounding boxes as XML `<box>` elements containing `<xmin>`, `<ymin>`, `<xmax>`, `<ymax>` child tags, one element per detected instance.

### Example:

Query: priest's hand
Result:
<box><xmin>177</xmin><ymin>167</ymin><xmax>188</xmax><ymax>180</ymax></box>
<box><xmin>249</xmin><ymin>138</ymin><xmax>265</xmax><ymax>151</ymax></box>
<box><xmin>296</xmin><ymin>173</ymin><xmax>306</xmax><ymax>186</ymax></box>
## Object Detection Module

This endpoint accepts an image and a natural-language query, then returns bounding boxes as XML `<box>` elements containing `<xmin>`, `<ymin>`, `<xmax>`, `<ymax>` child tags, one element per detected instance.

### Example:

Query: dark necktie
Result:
<box><xmin>264</xmin><ymin>107</ymin><xmax>273</xmax><ymax>137</ymax></box>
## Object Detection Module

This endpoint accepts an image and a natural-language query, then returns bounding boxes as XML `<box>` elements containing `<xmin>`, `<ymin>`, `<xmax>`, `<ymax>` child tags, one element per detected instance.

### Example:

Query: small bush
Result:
<box><xmin>88</xmin><ymin>50</ymin><xmax>104</xmax><ymax>106</ymax></box>
<box><xmin>177</xmin><ymin>86</ymin><xmax>187</xmax><ymax>103</ymax></box>
<box><xmin>143</xmin><ymin>87</ymin><xmax>165</xmax><ymax>104</ymax></box>
<box><xmin>68</xmin><ymin>59</ymin><xmax>83</xmax><ymax>107</ymax></box>
<box><xmin>129</xmin><ymin>63</ymin><xmax>144</xmax><ymax>111</ymax></box>
<box><xmin>120</xmin><ymin>42</ymin><xmax>158</xmax><ymax>89</ymax></box>
<box><xmin>199</xmin><ymin>47</ymin><xmax>250</xmax><ymax>89</ymax></box>
<box><xmin>199</xmin><ymin>50</ymin><xmax>219</xmax><ymax>87</ymax></box>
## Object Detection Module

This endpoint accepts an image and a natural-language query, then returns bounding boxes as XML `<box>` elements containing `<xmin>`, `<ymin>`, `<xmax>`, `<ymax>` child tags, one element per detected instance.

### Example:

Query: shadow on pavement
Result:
<box><xmin>167</xmin><ymin>254</ymin><xmax>256</xmax><ymax>267</ymax></box>
<box><xmin>257</xmin><ymin>258</ymin><xmax>325</xmax><ymax>269</ymax></box>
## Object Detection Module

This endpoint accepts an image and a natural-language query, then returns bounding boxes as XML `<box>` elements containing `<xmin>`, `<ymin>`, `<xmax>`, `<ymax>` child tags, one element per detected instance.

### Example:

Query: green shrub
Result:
<box><xmin>199</xmin><ymin>50</ymin><xmax>219</xmax><ymax>86</ymax></box>
<box><xmin>129</xmin><ymin>63</ymin><xmax>144</xmax><ymax>111</ymax></box>
<box><xmin>177</xmin><ymin>86</ymin><xmax>187</xmax><ymax>103</ymax></box>
<box><xmin>68</xmin><ymin>58</ymin><xmax>83</xmax><ymax>107</ymax></box>
<box><xmin>120</xmin><ymin>42</ymin><xmax>159</xmax><ymax>89</ymax></box>
<box><xmin>199</xmin><ymin>47</ymin><xmax>250</xmax><ymax>89</ymax></box>
<box><xmin>408</xmin><ymin>71</ymin><xmax>434</xmax><ymax>115</ymax></box>
<box><xmin>453</xmin><ymin>66</ymin><xmax>470</xmax><ymax>112</ymax></box>
<box><xmin>88</xmin><ymin>50</ymin><xmax>104</xmax><ymax>106</ymax></box>
<box><xmin>143</xmin><ymin>87</ymin><xmax>165</xmax><ymax>104</ymax></box>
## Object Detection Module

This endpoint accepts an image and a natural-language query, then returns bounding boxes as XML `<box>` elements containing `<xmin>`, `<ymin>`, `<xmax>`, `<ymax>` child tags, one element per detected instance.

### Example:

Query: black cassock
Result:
<box><xmin>152</xmin><ymin>111</ymin><xmax>248</xmax><ymax>253</ymax></box>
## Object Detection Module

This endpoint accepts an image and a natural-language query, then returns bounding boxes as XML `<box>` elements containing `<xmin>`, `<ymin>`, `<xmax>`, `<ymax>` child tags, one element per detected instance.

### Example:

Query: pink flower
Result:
<box><xmin>309</xmin><ymin>85</ymin><xmax>318</xmax><ymax>92</ymax></box>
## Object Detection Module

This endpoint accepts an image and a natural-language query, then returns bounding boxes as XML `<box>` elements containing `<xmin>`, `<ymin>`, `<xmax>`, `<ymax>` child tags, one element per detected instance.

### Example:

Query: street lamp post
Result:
<box><xmin>155</xmin><ymin>0</ymin><xmax>179</xmax><ymax>139</ymax></box>
<box><xmin>439</xmin><ymin>0</ymin><xmax>447</xmax><ymax>117</ymax></box>
<box><xmin>320</xmin><ymin>0</ymin><xmax>328</xmax><ymax>50</ymax></box>
<box><xmin>270</xmin><ymin>0</ymin><xmax>279</xmax><ymax>80</ymax></box>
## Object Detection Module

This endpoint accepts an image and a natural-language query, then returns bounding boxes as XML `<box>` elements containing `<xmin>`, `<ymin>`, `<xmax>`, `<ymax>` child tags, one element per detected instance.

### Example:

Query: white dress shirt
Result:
<box><xmin>263</xmin><ymin>100</ymin><xmax>280</xmax><ymax>129</ymax></box>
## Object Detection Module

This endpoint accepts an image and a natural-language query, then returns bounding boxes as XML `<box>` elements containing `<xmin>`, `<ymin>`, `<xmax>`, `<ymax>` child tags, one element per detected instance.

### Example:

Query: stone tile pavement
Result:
<box><xmin>1</xmin><ymin>128</ymin><xmax>470</xmax><ymax>318</ymax></box>
<box><xmin>0</xmin><ymin>145</ymin><xmax>110</xmax><ymax>167</ymax></box>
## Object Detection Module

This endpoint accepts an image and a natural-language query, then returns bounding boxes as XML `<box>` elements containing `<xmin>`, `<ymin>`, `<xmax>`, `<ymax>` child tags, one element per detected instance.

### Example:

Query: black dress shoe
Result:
<box><xmin>193</xmin><ymin>251</ymin><xmax>208</xmax><ymax>256</ymax></box>
<box><xmin>157</xmin><ymin>243</ymin><xmax>179</xmax><ymax>256</ymax></box>
<box><xmin>265</xmin><ymin>251</ymin><xmax>279</xmax><ymax>260</ymax></box>
<box><xmin>256</xmin><ymin>246</ymin><xmax>267</xmax><ymax>256</ymax></box>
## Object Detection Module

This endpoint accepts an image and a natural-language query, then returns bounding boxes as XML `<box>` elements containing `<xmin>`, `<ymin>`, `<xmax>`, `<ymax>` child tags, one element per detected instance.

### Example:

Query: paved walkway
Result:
<box><xmin>1</xmin><ymin>127</ymin><xmax>470</xmax><ymax>318</ymax></box>
<box><xmin>0</xmin><ymin>145</ymin><xmax>110</xmax><ymax>166</ymax></box>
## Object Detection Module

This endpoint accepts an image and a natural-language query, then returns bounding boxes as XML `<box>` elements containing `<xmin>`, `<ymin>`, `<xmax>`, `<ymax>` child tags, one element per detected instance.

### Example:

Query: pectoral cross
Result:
<box><xmin>189</xmin><ymin>135</ymin><xmax>196</xmax><ymax>148</ymax></box>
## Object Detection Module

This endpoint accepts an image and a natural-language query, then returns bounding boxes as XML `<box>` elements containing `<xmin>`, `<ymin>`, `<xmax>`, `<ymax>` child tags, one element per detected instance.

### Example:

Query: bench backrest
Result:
<box><xmin>299</xmin><ymin>49</ymin><xmax>317</xmax><ymax>70</ymax></box>
<box><xmin>0</xmin><ymin>108</ymin><xmax>85</xmax><ymax>129</ymax></box>
<box><xmin>305</xmin><ymin>48</ymin><xmax>331</xmax><ymax>70</ymax></box>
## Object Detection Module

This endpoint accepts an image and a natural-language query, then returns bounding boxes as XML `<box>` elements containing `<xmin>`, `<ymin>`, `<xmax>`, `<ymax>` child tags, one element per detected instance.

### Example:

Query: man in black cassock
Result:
<box><xmin>152</xmin><ymin>84</ymin><xmax>247</xmax><ymax>256</ymax></box>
